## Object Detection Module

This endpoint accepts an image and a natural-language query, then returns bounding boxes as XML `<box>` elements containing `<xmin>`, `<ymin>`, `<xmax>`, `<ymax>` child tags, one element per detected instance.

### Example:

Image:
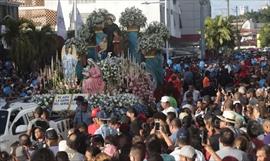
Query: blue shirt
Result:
<box><xmin>94</xmin><ymin>124</ymin><xmax>117</xmax><ymax>139</ymax></box>
<box><xmin>73</xmin><ymin>110</ymin><xmax>91</xmax><ymax>126</ymax></box>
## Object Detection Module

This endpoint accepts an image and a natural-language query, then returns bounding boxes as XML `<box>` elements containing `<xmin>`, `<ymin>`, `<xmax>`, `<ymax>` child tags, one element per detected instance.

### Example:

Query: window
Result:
<box><xmin>173</xmin><ymin>0</ymin><xmax>176</xmax><ymax>5</ymax></box>
<box><xmin>0</xmin><ymin>111</ymin><xmax>8</xmax><ymax>135</ymax></box>
<box><xmin>12</xmin><ymin>116</ymin><xmax>26</xmax><ymax>135</ymax></box>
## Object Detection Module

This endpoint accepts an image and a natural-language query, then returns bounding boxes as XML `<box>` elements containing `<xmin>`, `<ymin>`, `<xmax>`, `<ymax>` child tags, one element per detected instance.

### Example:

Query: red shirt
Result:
<box><xmin>88</xmin><ymin>123</ymin><xmax>100</xmax><ymax>135</ymax></box>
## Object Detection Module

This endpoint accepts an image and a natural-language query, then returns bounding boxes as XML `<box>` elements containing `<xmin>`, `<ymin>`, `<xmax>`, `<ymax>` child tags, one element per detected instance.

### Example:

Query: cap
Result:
<box><xmin>182</xmin><ymin>104</ymin><xmax>193</xmax><ymax>112</ymax></box>
<box><xmin>179</xmin><ymin>112</ymin><xmax>189</xmax><ymax>120</ymax></box>
<box><xmin>179</xmin><ymin>145</ymin><xmax>196</xmax><ymax>159</ymax></box>
<box><xmin>91</xmin><ymin>108</ymin><xmax>101</xmax><ymax>118</ymax></box>
<box><xmin>161</xmin><ymin>96</ymin><xmax>170</xmax><ymax>103</ymax></box>
<box><xmin>217</xmin><ymin>111</ymin><xmax>236</xmax><ymax>124</ymax></box>
<box><xmin>74</xmin><ymin>96</ymin><xmax>85</xmax><ymax>102</ymax></box>
<box><xmin>103</xmin><ymin>144</ymin><xmax>118</xmax><ymax>157</ymax></box>
<box><xmin>177</xmin><ymin>128</ymin><xmax>189</xmax><ymax>141</ymax></box>
<box><xmin>45</xmin><ymin>128</ymin><xmax>58</xmax><ymax>140</ymax></box>
<box><xmin>96</xmin><ymin>110</ymin><xmax>111</xmax><ymax>120</ymax></box>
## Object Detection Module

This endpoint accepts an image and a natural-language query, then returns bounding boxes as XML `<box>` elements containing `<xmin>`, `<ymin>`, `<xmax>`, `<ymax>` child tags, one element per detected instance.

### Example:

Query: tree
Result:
<box><xmin>259</xmin><ymin>24</ymin><xmax>270</xmax><ymax>47</ymax></box>
<box><xmin>204</xmin><ymin>16</ymin><xmax>235</xmax><ymax>54</ymax></box>
<box><xmin>1</xmin><ymin>17</ymin><xmax>58</xmax><ymax>76</ymax></box>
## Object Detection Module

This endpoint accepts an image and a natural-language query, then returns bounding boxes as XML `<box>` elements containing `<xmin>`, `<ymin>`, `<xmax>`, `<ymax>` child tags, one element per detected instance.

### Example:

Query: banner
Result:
<box><xmin>52</xmin><ymin>94</ymin><xmax>88</xmax><ymax>111</ymax></box>
<box><xmin>56</xmin><ymin>0</ymin><xmax>67</xmax><ymax>39</ymax></box>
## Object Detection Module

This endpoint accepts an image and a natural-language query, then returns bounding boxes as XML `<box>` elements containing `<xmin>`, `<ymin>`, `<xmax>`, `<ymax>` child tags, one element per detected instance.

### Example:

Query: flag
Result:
<box><xmin>56</xmin><ymin>0</ymin><xmax>67</xmax><ymax>40</ymax></box>
<box><xmin>70</xmin><ymin>2</ymin><xmax>84</xmax><ymax>32</ymax></box>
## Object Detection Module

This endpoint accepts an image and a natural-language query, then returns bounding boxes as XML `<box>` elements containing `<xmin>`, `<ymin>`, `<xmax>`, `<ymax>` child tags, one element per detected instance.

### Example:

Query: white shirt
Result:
<box><xmin>162</xmin><ymin>107</ymin><xmax>178</xmax><ymax>116</ymax></box>
<box><xmin>170</xmin><ymin>147</ymin><xmax>206</xmax><ymax>161</ymax></box>
<box><xmin>183</xmin><ymin>90</ymin><xmax>200</xmax><ymax>102</ymax></box>
<box><xmin>209</xmin><ymin>147</ymin><xmax>249</xmax><ymax>161</ymax></box>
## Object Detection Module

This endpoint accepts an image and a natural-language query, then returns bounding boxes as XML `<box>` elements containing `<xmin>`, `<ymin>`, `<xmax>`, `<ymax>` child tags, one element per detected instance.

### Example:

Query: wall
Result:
<box><xmin>179</xmin><ymin>0</ymin><xmax>211</xmax><ymax>35</ymax></box>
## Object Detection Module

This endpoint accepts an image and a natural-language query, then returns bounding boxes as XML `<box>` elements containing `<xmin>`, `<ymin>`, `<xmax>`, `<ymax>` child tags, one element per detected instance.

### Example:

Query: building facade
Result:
<box><xmin>0</xmin><ymin>0</ymin><xmax>20</xmax><ymax>20</ymax></box>
<box><xmin>179</xmin><ymin>0</ymin><xmax>211</xmax><ymax>36</ymax></box>
<box><xmin>43</xmin><ymin>0</ymin><xmax>181</xmax><ymax>38</ymax></box>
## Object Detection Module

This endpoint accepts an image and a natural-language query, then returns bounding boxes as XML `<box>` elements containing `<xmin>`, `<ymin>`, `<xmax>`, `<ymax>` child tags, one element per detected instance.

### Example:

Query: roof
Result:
<box><xmin>19</xmin><ymin>8</ymin><xmax>56</xmax><ymax>26</ymax></box>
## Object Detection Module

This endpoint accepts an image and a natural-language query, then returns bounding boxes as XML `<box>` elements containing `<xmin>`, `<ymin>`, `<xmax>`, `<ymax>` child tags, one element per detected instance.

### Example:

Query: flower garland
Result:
<box><xmin>32</xmin><ymin>94</ymin><xmax>54</xmax><ymax>109</ymax></box>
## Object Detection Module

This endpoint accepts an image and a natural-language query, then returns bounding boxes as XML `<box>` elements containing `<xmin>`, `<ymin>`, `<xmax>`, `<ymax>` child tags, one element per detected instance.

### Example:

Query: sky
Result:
<box><xmin>211</xmin><ymin>0</ymin><xmax>270</xmax><ymax>17</ymax></box>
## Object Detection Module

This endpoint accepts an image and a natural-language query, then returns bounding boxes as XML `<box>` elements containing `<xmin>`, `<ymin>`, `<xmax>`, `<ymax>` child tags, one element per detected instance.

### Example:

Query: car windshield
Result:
<box><xmin>0</xmin><ymin>111</ymin><xmax>8</xmax><ymax>135</ymax></box>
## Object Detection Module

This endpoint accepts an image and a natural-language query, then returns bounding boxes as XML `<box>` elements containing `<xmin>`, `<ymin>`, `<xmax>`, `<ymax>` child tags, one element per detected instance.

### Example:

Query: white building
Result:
<box><xmin>41</xmin><ymin>0</ymin><xmax>181</xmax><ymax>38</ymax></box>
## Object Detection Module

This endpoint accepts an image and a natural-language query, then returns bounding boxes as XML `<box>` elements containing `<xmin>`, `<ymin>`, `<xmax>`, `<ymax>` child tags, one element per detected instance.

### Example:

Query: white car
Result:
<box><xmin>0</xmin><ymin>98</ymin><xmax>71</xmax><ymax>152</ymax></box>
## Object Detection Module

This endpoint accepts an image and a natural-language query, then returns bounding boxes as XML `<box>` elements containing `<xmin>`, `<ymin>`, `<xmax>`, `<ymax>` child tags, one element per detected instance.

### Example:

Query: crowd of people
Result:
<box><xmin>1</xmin><ymin>51</ymin><xmax>270</xmax><ymax>161</ymax></box>
<box><xmin>0</xmin><ymin>57</ymin><xmax>43</xmax><ymax>100</ymax></box>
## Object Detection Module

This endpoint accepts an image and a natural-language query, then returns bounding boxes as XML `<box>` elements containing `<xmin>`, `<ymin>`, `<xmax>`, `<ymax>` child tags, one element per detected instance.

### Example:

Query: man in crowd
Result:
<box><xmin>94</xmin><ymin>110</ymin><xmax>117</xmax><ymax>139</ymax></box>
<box><xmin>126</xmin><ymin>107</ymin><xmax>141</xmax><ymax>136</ymax></box>
<box><xmin>209</xmin><ymin>128</ymin><xmax>249</xmax><ymax>161</ymax></box>
<box><xmin>160</xmin><ymin>96</ymin><xmax>178</xmax><ymax>116</ymax></box>
<box><xmin>27</xmin><ymin>107</ymin><xmax>49</xmax><ymax>136</ymax></box>
<box><xmin>73</xmin><ymin>100</ymin><xmax>91</xmax><ymax>128</ymax></box>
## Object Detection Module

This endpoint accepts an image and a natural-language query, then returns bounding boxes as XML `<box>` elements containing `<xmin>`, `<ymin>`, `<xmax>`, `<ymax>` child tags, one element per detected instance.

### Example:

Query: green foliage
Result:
<box><xmin>244</xmin><ymin>7</ymin><xmax>270</xmax><ymax>23</ymax></box>
<box><xmin>204</xmin><ymin>16</ymin><xmax>235</xmax><ymax>53</ymax></box>
<box><xmin>1</xmin><ymin>17</ymin><xmax>57</xmax><ymax>75</ymax></box>
<box><xmin>259</xmin><ymin>23</ymin><xmax>270</xmax><ymax>47</ymax></box>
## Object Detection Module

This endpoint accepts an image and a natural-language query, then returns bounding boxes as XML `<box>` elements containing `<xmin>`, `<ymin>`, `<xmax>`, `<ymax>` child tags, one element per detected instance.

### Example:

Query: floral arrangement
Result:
<box><xmin>32</xmin><ymin>94</ymin><xmax>54</xmax><ymax>108</ymax></box>
<box><xmin>65</xmin><ymin>38</ymin><xmax>78</xmax><ymax>49</ymax></box>
<box><xmin>96</xmin><ymin>57</ymin><xmax>122</xmax><ymax>84</ymax></box>
<box><xmin>77</xmin><ymin>24</ymin><xmax>95</xmax><ymax>46</ymax></box>
<box><xmin>127</xmin><ymin>72</ymin><xmax>156</xmax><ymax>104</ymax></box>
<box><xmin>86</xmin><ymin>9</ymin><xmax>110</xmax><ymax>27</ymax></box>
<box><xmin>138</xmin><ymin>22</ymin><xmax>169</xmax><ymax>53</ymax></box>
<box><xmin>145</xmin><ymin>21</ymin><xmax>170</xmax><ymax>40</ymax></box>
<box><xmin>89</xmin><ymin>93</ymin><xmax>140</xmax><ymax>108</ymax></box>
<box><xmin>65</xmin><ymin>36</ymin><xmax>89</xmax><ymax>55</ymax></box>
<box><xmin>119</xmin><ymin>7</ymin><xmax>147</xmax><ymax>29</ymax></box>
<box><xmin>139</xmin><ymin>33</ymin><xmax>165</xmax><ymax>53</ymax></box>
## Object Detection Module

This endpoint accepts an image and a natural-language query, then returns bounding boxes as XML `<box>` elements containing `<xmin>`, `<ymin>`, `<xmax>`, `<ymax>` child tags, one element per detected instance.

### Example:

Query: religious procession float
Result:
<box><xmin>32</xmin><ymin>7</ymin><xmax>170</xmax><ymax>118</ymax></box>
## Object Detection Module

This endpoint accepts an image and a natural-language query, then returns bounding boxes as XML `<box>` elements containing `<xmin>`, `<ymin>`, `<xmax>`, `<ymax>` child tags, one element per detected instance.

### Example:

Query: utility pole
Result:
<box><xmin>199</xmin><ymin>0</ymin><xmax>207</xmax><ymax>60</ymax></box>
<box><xmin>165</xmin><ymin>0</ymin><xmax>169</xmax><ymax>63</ymax></box>
<box><xmin>235</xmin><ymin>6</ymin><xmax>240</xmax><ymax>50</ymax></box>
<box><xmin>227</xmin><ymin>0</ymin><xmax>230</xmax><ymax>17</ymax></box>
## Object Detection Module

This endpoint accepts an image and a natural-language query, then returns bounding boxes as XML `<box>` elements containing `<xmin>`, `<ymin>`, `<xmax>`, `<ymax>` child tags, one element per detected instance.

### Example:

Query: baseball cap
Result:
<box><xmin>45</xmin><ymin>128</ymin><xmax>58</xmax><ymax>140</ymax></box>
<box><xmin>179</xmin><ymin>145</ymin><xmax>196</xmax><ymax>159</ymax></box>
<box><xmin>96</xmin><ymin>110</ymin><xmax>111</xmax><ymax>120</ymax></box>
<box><xmin>91</xmin><ymin>108</ymin><xmax>101</xmax><ymax>118</ymax></box>
<box><xmin>161</xmin><ymin>96</ymin><xmax>170</xmax><ymax>103</ymax></box>
<box><xmin>177</xmin><ymin>128</ymin><xmax>189</xmax><ymax>141</ymax></box>
<box><xmin>74</xmin><ymin>96</ymin><xmax>85</xmax><ymax>102</ymax></box>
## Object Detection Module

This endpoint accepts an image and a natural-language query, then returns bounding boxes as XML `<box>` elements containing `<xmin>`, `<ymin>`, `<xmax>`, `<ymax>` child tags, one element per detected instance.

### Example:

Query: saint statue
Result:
<box><xmin>103</xmin><ymin>14</ymin><xmax>121</xmax><ymax>56</ymax></box>
<box><xmin>62</xmin><ymin>47</ymin><xmax>77</xmax><ymax>83</ymax></box>
<box><xmin>82</xmin><ymin>59</ymin><xmax>105</xmax><ymax>95</ymax></box>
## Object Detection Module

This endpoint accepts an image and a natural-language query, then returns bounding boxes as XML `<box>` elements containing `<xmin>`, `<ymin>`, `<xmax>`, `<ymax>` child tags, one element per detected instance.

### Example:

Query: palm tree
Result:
<box><xmin>204</xmin><ymin>16</ymin><xmax>235</xmax><ymax>54</ymax></box>
<box><xmin>1</xmin><ymin>17</ymin><xmax>58</xmax><ymax>75</ymax></box>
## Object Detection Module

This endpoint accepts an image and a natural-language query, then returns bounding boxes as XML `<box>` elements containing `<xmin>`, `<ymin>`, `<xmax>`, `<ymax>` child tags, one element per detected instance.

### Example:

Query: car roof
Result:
<box><xmin>0</xmin><ymin>97</ymin><xmax>38</xmax><ymax>111</ymax></box>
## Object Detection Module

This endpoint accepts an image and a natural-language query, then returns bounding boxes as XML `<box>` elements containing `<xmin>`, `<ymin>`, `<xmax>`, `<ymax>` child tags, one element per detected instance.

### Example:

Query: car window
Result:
<box><xmin>0</xmin><ymin>111</ymin><xmax>8</xmax><ymax>135</ymax></box>
<box><xmin>12</xmin><ymin>116</ymin><xmax>26</xmax><ymax>135</ymax></box>
<box><xmin>10</xmin><ymin>110</ymin><xmax>20</xmax><ymax>124</ymax></box>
